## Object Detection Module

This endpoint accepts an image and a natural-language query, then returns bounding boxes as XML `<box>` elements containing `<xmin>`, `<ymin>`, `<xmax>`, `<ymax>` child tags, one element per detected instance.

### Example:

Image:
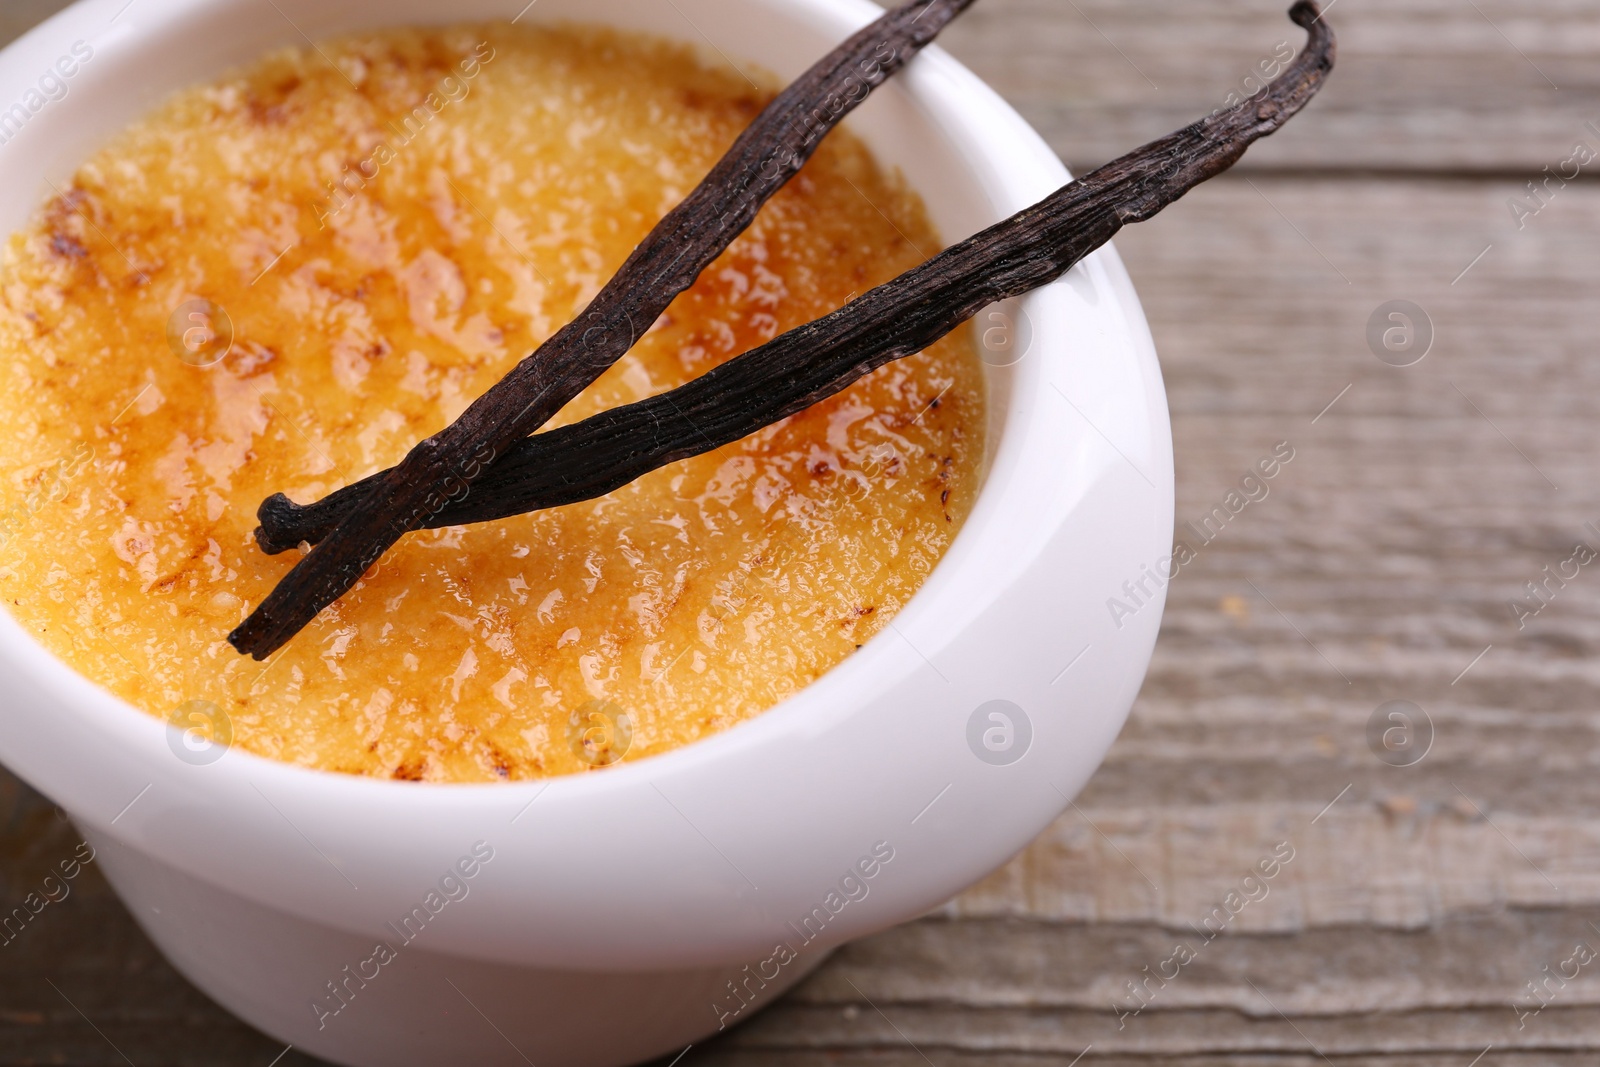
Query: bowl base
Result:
<box><xmin>86</xmin><ymin>826</ymin><xmax>826</xmax><ymax>1067</ymax></box>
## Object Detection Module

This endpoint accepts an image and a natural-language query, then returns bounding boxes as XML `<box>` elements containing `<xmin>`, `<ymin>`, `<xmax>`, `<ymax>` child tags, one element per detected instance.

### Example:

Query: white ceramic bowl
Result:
<box><xmin>0</xmin><ymin>0</ymin><xmax>1173</xmax><ymax>1063</ymax></box>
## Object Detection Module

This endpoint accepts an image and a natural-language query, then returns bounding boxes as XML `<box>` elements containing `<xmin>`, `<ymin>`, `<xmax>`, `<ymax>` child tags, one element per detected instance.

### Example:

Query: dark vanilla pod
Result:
<box><xmin>230</xmin><ymin>0</ymin><xmax>980</xmax><ymax>658</ymax></box>
<box><xmin>235</xmin><ymin>1</ymin><xmax>1335</xmax><ymax>657</ymax></box>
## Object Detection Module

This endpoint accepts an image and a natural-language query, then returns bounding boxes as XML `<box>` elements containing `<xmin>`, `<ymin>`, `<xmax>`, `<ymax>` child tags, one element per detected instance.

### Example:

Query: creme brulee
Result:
<box><xmin>0</xmin><ymin>22</ymin><xmax>983</xmax><ymax>781</ymax></box>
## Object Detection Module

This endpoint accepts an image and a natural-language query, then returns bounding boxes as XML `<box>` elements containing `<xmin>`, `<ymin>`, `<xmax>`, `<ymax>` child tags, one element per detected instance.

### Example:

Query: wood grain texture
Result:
<box><xmin>3</xmin><ymin>0</ymin><xmax>1598</xmax><ymax>1065</ymax></box>
<box><xmin>0</xmin><ymin>1</ymin><xmax>73</xmax><ymax>48</ymax></box>
<box><xmin>939</xmin><ymin>0</ymin><xmax>1600</xmax><ymax>174</ymax></box>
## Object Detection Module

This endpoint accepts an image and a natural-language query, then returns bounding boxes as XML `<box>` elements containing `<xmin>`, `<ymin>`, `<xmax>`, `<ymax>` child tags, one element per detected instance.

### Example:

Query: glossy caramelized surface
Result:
<box><xmin>0</xmin><ymin>22</ymin><xmax>983</xmax><ymax>781</ymax></box>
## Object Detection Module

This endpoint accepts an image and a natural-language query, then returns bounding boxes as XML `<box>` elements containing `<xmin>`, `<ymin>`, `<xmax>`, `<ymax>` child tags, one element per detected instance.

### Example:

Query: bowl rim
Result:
<box><xmin>0</xmin><ymin>0</ymin><xmax>1173</xmax><ymax>970</ymax></box>
<box><xmin>0</xmin><ymin>0</ymin><xmax>1079</xmax><ymax>801</ymax></box>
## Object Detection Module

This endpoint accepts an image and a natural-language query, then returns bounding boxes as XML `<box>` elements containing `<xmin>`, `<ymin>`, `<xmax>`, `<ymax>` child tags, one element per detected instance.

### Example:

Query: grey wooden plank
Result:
<box><xmin>0</xmin><ymin>2</ymin><xmax>1597</xmax><ymax>1066</ymax></box>
<box><xmin>705</xmin><ymin>914</ymin><xmax>1600</xmax><ymax>1060</ymax></box>
<box><xmin>673</xmin><ymin>1057</ymin><xmax>1600</xmax><ymax>1066</ymax></box>
<box><xmin>938</xmin><ymin>0</ymin><xmax>1600</xmax><ymax>173</ymax></box>
<box><xmin>937</xmin><ymin>176</ymin><xmax>1600</xmax><ymax>929</ymax></box>
<box><xmin>0</xmin><ymin>1</ymin><xmax>73</xmax><ymax>50</ymax></box>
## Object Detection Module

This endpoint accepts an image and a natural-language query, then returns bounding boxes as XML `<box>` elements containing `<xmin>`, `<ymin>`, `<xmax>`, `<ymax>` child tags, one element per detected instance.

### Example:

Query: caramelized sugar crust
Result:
<box><xmin>0</xmin><ymin>23</ymin><xmax>983</xmax><ymax>781</ymax></box>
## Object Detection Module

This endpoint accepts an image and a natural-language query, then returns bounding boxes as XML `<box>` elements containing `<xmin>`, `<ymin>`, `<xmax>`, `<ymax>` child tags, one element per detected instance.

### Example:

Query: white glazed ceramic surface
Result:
<box><xmin>0</xmin><ymin>0</ymin><xmax>1173</xmax><ymax>1063</ymax></box>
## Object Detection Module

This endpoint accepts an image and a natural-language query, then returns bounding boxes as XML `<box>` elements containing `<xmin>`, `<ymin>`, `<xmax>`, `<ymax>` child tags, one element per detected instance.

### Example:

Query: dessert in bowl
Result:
<box><xmin>0</xmin><ymin>0</ymin><xmax>1173</xmax><ymax>1063</ymax></box>
<box><xmin>0</xmin><ymin>18</ymin><xmax>986</xmax><ymax>783</ymax></box>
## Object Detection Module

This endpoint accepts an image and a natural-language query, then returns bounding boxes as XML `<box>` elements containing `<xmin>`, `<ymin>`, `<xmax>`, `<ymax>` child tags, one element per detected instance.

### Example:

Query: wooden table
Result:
<box><xmin>4</xmin><ymin>0</ymin><xmax>1597</xmax><ymax>1063</ymax></box>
